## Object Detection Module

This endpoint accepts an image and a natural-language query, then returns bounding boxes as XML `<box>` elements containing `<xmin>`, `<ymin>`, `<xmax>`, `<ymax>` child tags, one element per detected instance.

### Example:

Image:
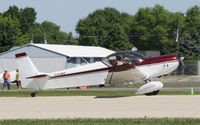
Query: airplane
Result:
<box><xmin>15</xmin><ymin>51</ymin><xmax>179</xmax><ymax>97</ymax></box>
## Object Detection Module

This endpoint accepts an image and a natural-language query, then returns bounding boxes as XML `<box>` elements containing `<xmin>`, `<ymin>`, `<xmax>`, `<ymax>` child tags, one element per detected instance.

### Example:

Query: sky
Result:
<box><xmin>0</xmin><ymin>0</ymin><xmax>200</xmax><ymax>35</ymax></box>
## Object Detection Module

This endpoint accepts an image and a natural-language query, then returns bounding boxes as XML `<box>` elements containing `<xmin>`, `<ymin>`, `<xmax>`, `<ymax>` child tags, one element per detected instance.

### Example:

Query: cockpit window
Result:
<box><xmin>102</xmin><ymin>51</ymin><xmax>146</xmax><ymax>67</ymax></box>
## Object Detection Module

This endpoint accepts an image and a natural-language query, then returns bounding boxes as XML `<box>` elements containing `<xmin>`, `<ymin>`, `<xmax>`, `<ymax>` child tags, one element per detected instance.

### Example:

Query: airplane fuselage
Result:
<box><xmin>43</xmin><ymin>54</ymin><xmax>178</xmax><ymax>88</ymax></box>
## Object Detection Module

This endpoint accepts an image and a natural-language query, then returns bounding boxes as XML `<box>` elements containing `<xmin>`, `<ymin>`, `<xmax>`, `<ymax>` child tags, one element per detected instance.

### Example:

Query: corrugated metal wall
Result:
<box><xmin>0</xmin><ymin>45</ymin><xmax>66</xmax><ymax>73</ymax></box>
<box><xmin>32</xmin><ymin>58</ymin><xmax>66</xmax><ymax>73</ymax></box>
<box><xmin>0</xmin><ymin>58</ymin><xmax>66</xmax><ymax>73</ymax></box>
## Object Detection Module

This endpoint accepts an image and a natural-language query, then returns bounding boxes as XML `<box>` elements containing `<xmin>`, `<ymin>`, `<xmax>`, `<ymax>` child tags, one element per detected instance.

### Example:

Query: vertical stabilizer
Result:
<box><xmin>15</xmin><ymin>52</ymin><xmax>39</xmax><ymax>76</ymax></box>
<box><xmin>15</xmin><ymin>52</ymin><xmax>41</xmax><ymax>89</ymax></box>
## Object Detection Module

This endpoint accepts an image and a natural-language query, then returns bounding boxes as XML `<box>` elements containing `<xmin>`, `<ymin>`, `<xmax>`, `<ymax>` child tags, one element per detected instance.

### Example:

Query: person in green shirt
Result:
<box><xmin>16</xmin><ymin>69</ymin><xmax>21</xmax><ymax>90</ymax></box>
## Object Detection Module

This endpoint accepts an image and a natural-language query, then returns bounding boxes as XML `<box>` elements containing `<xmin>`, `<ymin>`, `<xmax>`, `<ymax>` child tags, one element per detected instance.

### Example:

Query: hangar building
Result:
<box><xmin>0</xmin><ymin>43</ymin><xmax>114</xmax><ymax>73</ymax></box>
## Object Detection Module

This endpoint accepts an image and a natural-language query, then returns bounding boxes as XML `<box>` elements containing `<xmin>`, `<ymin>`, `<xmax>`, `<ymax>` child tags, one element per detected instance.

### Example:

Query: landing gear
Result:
<box><xmin>145</xmin><ymin>90</ymin><xmax>160</xmax><ymax>96</ymax></box>
<box><xmin>145</xmin><ymin>79</ymin><xmax>151</xmax><ymax>83</ymax></box>
<box><xmin>99</xmin><ymin>84</ymin><xmax>105</xmax><ymax>87</ymax></box>
<box><xmin>31</xmin><ymin>92</ymin><xmax>37</xmax><ymax>97</ymax></box>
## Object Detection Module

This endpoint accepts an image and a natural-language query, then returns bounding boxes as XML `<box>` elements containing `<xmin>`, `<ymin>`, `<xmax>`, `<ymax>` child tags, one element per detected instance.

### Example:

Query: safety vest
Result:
<box><xmin>16</xmin><ymin>72</ymin><xmax>20</xmax><ymax>81</ymax></box>
<box><xmin>3</xmin><ymin>73</ymin><xmax>10</xmax><ymax>79</ymax></box>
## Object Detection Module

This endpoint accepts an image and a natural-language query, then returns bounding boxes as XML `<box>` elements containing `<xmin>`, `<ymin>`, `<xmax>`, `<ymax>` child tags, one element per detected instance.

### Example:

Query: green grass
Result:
<box><xmin>0</xmin><ymin>118</ymin><xmax>200</xmax><ymax>125</ymax></box>
<box><xmin>0</xmin><ymin>90</ymin><xmax>198</xmax><ymax>97</ymax></box>
<box><xmin>0</xmin><ymin>90</ymin><xmax>135</xmax><ymax>97</ymax></box>
<box><xmin>159</xmin><ymin>91</ymin><xmax>200</xmax><ymax>95</ymax></box>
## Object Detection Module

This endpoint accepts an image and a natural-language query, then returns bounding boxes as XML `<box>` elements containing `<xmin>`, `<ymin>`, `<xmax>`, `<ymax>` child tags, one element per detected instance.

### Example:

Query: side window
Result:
<box><xmin>108</xmin><ymin>56</ymin><xmax>118</xmax><ymax>66</ymax></box>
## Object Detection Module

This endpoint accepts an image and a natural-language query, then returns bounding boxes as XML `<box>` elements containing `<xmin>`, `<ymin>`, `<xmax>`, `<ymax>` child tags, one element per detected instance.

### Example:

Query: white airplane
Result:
<box><xmin>15</xmin><ymin>51</ymin><xmax>179</xmax><ymax>97</ymax></box>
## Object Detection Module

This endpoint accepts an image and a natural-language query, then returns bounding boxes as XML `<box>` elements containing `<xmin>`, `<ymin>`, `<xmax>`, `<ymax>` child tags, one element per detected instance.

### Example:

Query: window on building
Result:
<box><xmin>81</xmin><ymin>58</ymin><xmax>90</xmax><ymax>65</ymax></box>
<box><xmin>67</xmin><ymin>58</ymin><xmax>77</xmax><ymax>68</ymax></box>
<box><xmin>94</xmin><ymin>58</ymin><xmax>102</xmax><ymax>62</ymax></box>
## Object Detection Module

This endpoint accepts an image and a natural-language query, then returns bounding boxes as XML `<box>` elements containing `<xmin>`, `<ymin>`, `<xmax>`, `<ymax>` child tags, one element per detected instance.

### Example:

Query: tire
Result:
<box><xmin>31</xmin><ymin>92</ymin><xmax>36</xmax><ymax>97</ymax></box>
<box><xmin>145</xmin><ymin>90</ymin><xmax>160</xmax><ymax>96</ymax></box>
<box><xmin>99</xmin><ymin>84</ymin><xmax>105</xmax><ymax>87</ymax></box>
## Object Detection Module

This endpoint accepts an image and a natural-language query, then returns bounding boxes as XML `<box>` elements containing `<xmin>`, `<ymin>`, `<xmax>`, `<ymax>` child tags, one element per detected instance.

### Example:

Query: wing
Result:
<box><xmin>105</xmin><ymin>65</ymin><xmax>147</xmax><ymax>84</ymax></box>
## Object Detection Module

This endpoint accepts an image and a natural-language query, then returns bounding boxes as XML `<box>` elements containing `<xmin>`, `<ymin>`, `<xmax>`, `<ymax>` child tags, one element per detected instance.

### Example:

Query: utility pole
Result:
<box><xmin>30</xmin><ymin>34</ymin><xmax>34</xmax><ymax>44</ymax></box>
<box><xmin>44</xmin><ymin>33</ymin><xmax>47</xmax><ymax>44</ymax></box>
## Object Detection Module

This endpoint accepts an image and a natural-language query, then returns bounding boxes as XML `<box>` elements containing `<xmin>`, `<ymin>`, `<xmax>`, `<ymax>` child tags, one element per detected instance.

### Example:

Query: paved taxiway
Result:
<box><xmin>0</xmin><ymin>95</ymin><xmax>200</xmax><ymax>119</ymax></box>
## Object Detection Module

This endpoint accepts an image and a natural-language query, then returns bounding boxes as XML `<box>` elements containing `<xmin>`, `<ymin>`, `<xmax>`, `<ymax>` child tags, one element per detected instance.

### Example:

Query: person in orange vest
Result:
<box><xmin>16</xmin><ymin>69</ymin><xmax>21</xmax><ymax>90</ymax></box>
<box><xmin>2</xmin><ymin>69</ymin><xmax>10</xmax><ymax>90</ymax></box>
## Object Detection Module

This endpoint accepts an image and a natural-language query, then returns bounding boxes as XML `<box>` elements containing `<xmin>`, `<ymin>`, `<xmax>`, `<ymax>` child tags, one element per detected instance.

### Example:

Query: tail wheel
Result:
<box><xmin>145</xmin><ymin>90</ymin><xmax>160</xmax><ymax>96</ymax></box>
<box><xmin>31</xmin><ymin>92</ymin><xmax>36</xmax><ymax>97</ymax></box>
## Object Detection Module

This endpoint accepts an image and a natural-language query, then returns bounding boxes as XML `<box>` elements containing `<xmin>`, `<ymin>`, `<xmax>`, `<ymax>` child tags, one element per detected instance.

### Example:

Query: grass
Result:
<box><xmin>0</xmin><ymin>118</ymin><xmax>200</xmax><ymax>125</ymax></box>
<box><xmin>159</xmin><ymin>91</ymin><xmax>200</xmax><ymax>95</ymax></box>
<box><xmin>0</xmin><ymin>80</ymin><xmax>199</xmax><ymax>97</ymax></box>
<box><xmin>0</xmin><ymin>90</ymin><xmax>135</xmax><ymax>97</ymax></box>
<box><xmin>0</xmin><ymin>90</ymin><xmax>198</xmax><ymax>97</ymax></box>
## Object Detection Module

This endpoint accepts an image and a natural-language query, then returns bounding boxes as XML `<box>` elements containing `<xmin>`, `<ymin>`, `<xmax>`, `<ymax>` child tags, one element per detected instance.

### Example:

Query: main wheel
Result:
<box><xmin>31</xmin><ymin>92</ymin><xmax>36</xmax><ymax>97</ymax></box>
<box><xmin>145</xmin><ymin>90</ymin><xmax>160</xmax><ymax>96</ymax></box>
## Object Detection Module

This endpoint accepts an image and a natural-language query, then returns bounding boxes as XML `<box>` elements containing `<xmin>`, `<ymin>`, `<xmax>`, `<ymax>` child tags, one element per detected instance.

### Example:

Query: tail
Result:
<box><xmin>15</xmin><ymin>52</ymin><xmax>48</xmax><ymax>90</ymax></box>
<box><xmin>15</xmin><ymin>53</ymin><xmax>39</xmax><ymax>77</ymax></box>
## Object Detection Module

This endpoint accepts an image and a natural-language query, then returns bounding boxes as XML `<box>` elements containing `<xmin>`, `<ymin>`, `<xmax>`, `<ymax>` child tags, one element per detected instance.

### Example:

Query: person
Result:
<box><xmin>16</xmin><ymin>69</ymin><xmax>21</xmax><ymax>90</ymax></box>
<box><xmin>2</xmin><ymin>69</ymin><xmax>10</xmax><ymax>90</ymax></box>
<box><xmin>116</xmin><ymin>55</ymin><xmax>126</xmax><ymax>65</ymax></box>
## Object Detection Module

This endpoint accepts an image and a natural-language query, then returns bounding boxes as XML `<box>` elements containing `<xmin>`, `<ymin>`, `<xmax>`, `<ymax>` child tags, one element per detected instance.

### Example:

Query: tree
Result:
<box><xmin>76</xmin><ymin>7</ymin><xmax>133</xmax><ymax>51</ymax></box>
<box><xmin>179</xmin><ymin>33</ymin><xmax>200</xmax><ymax>60</ymax></box>
<box><xmin>178</xmin><ymin>6</ymin><xmax>200</xmax><ymax>59</ymax></box>
<box><xmin>3</xmin><ymin>6</ymin><xmax>37</xmax><ymax>34</ymax></box>
<box><xmin>130</xmin><ymin>5</ymin><xmax>185</xmax><ymax>55</ymax></box>
<box><xmin>19</xmin><ymin>7</ymin><xmax>37</xmax><ymax>34</ymax></box>
<box><xmin>3</xmin><ymin>6</ymin><xmax>20</xmax><ymax>19</ymax></box>
<box><xmin>106</xmin><ymin>24</ymin><xmax>133</xmax><ymax>51</ymax></box>
<box><xmin>65</xmin><ymin>32</ymin><xmax>78</xmax><ymax>45</ymax></box>
<box><xmin>0</xmin><ymin>6</ymin><xmax>79</xmax><ymax>53</ymax></box>
<box><xmin>0</xmin><ymin>15</ymin><xmax>22</xmax><ymax>52</ymax></box>
<box><xmin>30</xmin><ymin>21</ymin><xmax>78</xmax><ymax>45</ymax></box>
<box><xmin>185</xmin><ymin>6</ymin><xmax>200</xmax><ymax>33</ymax></box>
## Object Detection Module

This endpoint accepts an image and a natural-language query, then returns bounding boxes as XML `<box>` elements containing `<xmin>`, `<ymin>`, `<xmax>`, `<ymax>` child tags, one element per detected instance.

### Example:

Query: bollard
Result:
<box><xmin>191</xmin><ymin>88</ymin><xmax>194</xmax><ymax>95</ymax></box>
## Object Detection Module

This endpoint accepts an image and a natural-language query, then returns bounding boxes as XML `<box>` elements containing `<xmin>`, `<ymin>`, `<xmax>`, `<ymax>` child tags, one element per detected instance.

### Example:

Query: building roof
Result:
<box><xmin>31</xmin><ymin>43</ymin><xmax>115</xmax><ymax>58</ymax></box>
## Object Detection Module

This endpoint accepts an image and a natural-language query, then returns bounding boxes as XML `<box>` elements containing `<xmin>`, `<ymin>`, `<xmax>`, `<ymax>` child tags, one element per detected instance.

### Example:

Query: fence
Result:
<box><xmin>174</xmin><ymin>60</ymin><xmax>200</xmax><ymax>75</ymax></box>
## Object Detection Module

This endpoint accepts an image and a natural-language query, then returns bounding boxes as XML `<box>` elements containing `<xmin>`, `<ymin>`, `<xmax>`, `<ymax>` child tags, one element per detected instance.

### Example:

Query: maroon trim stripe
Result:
<box><xmin>50</xmin><ymin>67</ymin><xmax>109</xmax><ymax>79</ymax></box>
<box><xmin>27</xmin><ymin>74</ymin><xmax>48</xmax><ymax>79</ymax></box>
<box><xmin>15</xmin><ymin>52</ymin><xmax>27</xmax><ymax>58</ymax></box>
<box><xmin>135</xmin><ymin>55</ymin><xmax>178</xmax><ymax>66</ymax></box>
<box><xmin>109</xmin><ymin>63</ymin><xmax>136</xmax><ymax>72</ymax></box>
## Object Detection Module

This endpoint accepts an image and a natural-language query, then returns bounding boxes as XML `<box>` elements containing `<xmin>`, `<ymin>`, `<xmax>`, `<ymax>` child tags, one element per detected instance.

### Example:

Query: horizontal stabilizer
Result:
<box><xmin>27</xmin><ymin>74</ymin><xmax>48</xmax><ymax>79</ymax></box>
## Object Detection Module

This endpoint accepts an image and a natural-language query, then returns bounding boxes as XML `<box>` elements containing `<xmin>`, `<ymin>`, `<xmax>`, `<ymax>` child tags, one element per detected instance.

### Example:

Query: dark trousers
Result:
<box><xmin>2</xmin><ymin>79</ymin><xmax>10</xmax><ymax>90</ymax></box>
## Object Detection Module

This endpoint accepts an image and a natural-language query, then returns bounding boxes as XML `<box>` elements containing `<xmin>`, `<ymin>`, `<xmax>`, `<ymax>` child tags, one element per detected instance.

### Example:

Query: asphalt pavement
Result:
<box><xmin>0</xmin><ymin>95</ymin><xmax>199</xmax><ymax>119</ymax></box>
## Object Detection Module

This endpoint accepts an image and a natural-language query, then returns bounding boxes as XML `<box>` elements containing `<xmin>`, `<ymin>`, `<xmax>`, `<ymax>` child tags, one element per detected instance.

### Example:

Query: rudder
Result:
<box><xmin>15</xmin><ymin>52</ymin><xmax>40</xmax><ymax>89</ymax></box>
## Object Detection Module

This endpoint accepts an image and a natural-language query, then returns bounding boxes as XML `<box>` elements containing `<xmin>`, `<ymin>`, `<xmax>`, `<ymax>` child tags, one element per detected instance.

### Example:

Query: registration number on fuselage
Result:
<box><xmin>54</xmin><ymin>72</ymin><xmax>66</xmax><ymax>77</ymax></box>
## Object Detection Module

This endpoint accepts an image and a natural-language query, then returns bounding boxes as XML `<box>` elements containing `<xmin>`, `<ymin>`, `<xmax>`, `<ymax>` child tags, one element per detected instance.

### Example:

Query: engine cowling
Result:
<box><xmin>135</xmin><ymin>81</ymin><xmax>163</xmax><ymax>94</ymax></box>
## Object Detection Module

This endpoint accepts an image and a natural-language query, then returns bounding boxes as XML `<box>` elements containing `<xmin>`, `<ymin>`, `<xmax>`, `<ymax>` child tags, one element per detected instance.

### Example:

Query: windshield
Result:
<box><xmin>102</xmin><ymin>51</ymin><xmax>146</xmax><ymax>67</ymax></box>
